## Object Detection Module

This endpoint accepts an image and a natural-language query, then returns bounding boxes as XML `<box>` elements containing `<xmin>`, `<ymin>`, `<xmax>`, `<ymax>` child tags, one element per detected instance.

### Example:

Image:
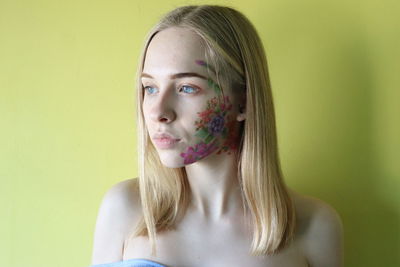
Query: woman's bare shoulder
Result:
<box><xmin>288</xmin><ymin>189</ymin><xmax>341</xmax><ymax>222</ymax></box>
<box><xmin>288</xmin><ymin>188</ymin><xmax>344</xmax><ymax>267</ymax></box>
<box><xmin>108</xmin><ymin>177</ymin><xmax>140</xmax><ymax>205</ymax></box>
<box><xmin>91</xmin><ymin>178</ymin><xmax>141</xmax><ymax>265</ymax></box>
<box><xmin>99</xmin><ymin>177</ymin><xmax>141</xmax><ymax>218</ymax></box>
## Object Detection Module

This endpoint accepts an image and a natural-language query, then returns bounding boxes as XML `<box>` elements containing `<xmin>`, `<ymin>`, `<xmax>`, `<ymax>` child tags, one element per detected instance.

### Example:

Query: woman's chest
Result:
<box><xmin>123</xmin><ymin>220</ymin><xmax>309</xmax><ymax>267</ymax></box>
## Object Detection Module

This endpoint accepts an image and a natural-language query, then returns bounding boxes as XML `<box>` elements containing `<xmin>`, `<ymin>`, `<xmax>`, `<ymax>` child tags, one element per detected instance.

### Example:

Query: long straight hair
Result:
<box><xmin>128</xmin><ymin>5</ymin><xmax>296</xmax><ymax>257</ymax></box>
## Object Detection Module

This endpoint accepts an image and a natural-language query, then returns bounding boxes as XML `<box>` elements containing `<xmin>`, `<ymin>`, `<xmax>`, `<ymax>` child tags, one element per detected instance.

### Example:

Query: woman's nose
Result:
<box><xmin>148</xmin><ymin>95</ymin><xmax>176</xmax><ymax>124</ymax></box>
<box><xmin>155</xmin><ymin>110</ymin><xmax>175</xmax><ymax>123</ymax></box>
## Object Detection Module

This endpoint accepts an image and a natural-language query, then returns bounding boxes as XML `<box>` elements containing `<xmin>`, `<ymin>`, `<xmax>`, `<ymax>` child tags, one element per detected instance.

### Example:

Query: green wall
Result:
<box><xmin>1</xmin><ymin>0</ymin><xmax>399</xmax><ymax>266</ymax></box>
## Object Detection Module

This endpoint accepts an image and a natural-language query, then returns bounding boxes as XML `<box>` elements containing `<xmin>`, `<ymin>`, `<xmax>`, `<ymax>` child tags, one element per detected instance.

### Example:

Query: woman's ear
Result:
<box><xmin>236</xmin><ymin>104</ymin><xmax>246</xmax><ymax>122</ymax></box>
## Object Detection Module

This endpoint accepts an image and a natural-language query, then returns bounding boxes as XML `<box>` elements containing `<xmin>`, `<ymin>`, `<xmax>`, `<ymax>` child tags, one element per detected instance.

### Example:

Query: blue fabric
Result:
<box><xmin>90</xmin><ymin>258</ymin><xmax>167</xmax><ymax>267</ymax></box>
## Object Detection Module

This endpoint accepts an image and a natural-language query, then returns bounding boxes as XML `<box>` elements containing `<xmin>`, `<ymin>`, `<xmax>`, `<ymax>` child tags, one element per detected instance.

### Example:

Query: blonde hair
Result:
<box><xmin>129</xmin><ymin>5</ymin><xmax>296</xmax><ymax>257</ymax></box>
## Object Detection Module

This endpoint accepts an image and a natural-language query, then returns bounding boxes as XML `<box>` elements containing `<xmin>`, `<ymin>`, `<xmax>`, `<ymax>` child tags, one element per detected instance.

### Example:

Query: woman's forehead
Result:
<box><xmin>148</xmin><ymin>27</ymin><xmax>205</xmax><ymax>53</ymax></box>
<box><xmin>143</xmin><ymin>27</ymin><xmax>208</xmax><ymax>73</ymax></box>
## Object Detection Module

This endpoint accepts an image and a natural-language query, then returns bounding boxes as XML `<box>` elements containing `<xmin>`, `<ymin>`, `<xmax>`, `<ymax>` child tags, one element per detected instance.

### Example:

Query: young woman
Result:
<box><xmin>90</xmin><ymin>5</ymin><xmax>344</xmax><ymax>267</ymax></box>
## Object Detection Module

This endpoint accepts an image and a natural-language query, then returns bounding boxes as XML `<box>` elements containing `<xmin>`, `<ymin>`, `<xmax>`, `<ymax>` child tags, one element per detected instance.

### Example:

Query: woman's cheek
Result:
<box><xmin>179</xmin><ymin>95</ymin><xmax>238</xmax><ymax>164</ymax></box>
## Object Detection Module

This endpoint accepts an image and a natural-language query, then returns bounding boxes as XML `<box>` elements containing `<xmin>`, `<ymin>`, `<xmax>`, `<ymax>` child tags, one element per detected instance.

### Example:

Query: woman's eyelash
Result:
<box><xmin>143</xmin><ymin>86</ymin><xmax>158</xmax><ymax>94</ymax></box>
<box><xmin>178</xmin><ymin>85</ymin><xmax>200</xmax><ymax>94</ymax></box>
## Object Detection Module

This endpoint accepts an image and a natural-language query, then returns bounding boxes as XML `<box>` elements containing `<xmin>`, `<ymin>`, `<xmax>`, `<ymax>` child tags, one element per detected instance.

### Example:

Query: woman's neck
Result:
<box><xmin>184</xmin><ymin>151</ymin><xmax>244</xmax><ymax>222</ymax></box>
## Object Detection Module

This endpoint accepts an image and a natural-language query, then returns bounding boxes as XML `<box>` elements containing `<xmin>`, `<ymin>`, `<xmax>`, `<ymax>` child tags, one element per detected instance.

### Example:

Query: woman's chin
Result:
<box><xmin>158</xmin><ymin>153</ymin><xmax>185</xmax><ymax>168</ymax></box>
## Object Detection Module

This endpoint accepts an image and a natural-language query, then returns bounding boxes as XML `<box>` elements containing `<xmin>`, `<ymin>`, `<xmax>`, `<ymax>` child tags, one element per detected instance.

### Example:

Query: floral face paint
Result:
<box><xmin>179</xmin><ymin>60</ymin><xmax>240</xmax><ymax>164</ymax></box>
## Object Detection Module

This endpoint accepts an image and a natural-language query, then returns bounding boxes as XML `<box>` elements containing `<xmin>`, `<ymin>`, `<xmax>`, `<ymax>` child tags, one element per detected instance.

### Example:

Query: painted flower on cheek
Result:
<box><xmin>197</xmin><ymin>109</ymin><xmax>213</xmax><ymax>124</ymax></box>
<box><xmin>180</xmin><ymin>141</ymin><xmax>218</xmax><ymax>164</ymax></box>
<box><xmin>216</xmin><ymin>118</ymin><xmax>239</xmax><ymax>155</ymax></box>
<box><xmin>208</xmin><ymin>114</ymin><xmax>225</xmax><ymax>136</ymax></box>
<box><xmin>180</xmin><ymin>94</ymin><xmax>235</xmax><ymax>164</ymax></box>
<box><xmin>194</xmin><ymin>95</ymin><xmax>231</xmax><ymax>143</ymax></box>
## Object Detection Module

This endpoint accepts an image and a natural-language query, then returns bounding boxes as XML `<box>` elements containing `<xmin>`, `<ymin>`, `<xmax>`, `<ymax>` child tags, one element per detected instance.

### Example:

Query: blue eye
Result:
<box><xmin>143</xmin><ymin>86</ymin><xmax>158</xmax><ymax>95</ymax></box>
<box><xmin>180</xmin><ymin>85</ymin><xmax>199</xmax><ymax>94</ymax></box>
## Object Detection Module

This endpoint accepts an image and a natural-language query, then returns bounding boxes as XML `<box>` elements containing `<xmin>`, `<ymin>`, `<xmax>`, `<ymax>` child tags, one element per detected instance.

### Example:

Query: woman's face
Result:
<box><xmin>141</xmin><ymin>27</ymin><xmax>244</xmax><ymax>168</ymax></box>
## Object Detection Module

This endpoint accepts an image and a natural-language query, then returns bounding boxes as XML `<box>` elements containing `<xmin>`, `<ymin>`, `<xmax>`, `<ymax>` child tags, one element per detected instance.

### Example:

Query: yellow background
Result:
<box><xmin>1</xmin><ymin>0</ymin><xmax>399</xmax><ymax>266</ymax></box>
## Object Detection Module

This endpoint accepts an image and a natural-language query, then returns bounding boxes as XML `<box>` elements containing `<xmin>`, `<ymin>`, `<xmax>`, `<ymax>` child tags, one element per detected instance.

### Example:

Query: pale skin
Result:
<box><xmin>91</xmin><ymin>27</ymin><xmax>344</xmax><ymax>267</ymax></box>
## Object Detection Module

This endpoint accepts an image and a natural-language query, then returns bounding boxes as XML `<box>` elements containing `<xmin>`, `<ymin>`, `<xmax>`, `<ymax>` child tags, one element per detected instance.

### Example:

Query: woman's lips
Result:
<box><xmin>153</xmin><ymin>137</ymin><xmax>181</xmax><ymax>149</ymax></box>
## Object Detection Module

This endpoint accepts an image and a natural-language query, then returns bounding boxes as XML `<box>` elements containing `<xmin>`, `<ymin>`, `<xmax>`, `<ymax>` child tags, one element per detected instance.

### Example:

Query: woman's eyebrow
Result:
<box><xmin>141</xmin><ymin>72</ymin><xmax>208</xmax><ymax>80</ymax></box>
